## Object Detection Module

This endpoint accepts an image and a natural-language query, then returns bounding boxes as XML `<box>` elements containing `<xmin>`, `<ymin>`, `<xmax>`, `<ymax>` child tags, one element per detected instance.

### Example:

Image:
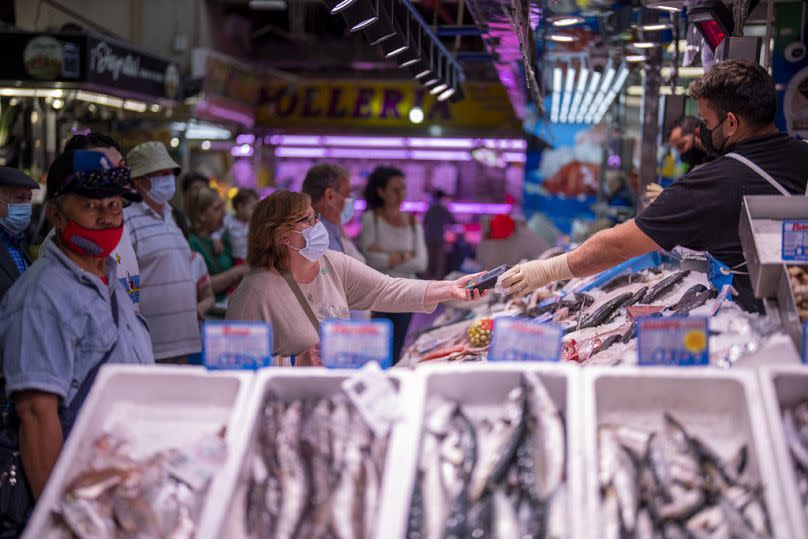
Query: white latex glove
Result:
<box><xmin>645</xmin><ymin>183</ymin><xmax>664</xmax><ymax>203</ymax></box>
<box><xmin>499</xmin><ymin>254</ymin><xmax>574</xmax><ymax>298</ymax></box>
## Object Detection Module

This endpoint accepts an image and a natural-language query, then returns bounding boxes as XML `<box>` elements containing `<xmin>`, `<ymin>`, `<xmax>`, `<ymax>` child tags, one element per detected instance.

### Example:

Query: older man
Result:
<box><xmin>0</xmin><ymin>167</ymin><xmax>38</xmax><ymax>301</ymax></box>
<box><xmin>301</xmin><ymin>163</ymin><xmax>365</xmax><ymax>262</ymax></box>
<box><xmin>0</xmin><ymin>150</ymin><xmax>154</xmax><ymax>499</ymax></box>
<box><xmin>125</xmin><ymin>141</ymin><xmax>200</xmax><ymax>363</ymax></box>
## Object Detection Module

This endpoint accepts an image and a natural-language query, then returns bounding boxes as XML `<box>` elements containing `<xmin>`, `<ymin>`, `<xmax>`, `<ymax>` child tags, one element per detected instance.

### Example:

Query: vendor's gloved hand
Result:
<box><xmin>499</xmin><ymin>254</ymin><xmax>574</xmax><ymax>298</ymax></box>
<box><xmin>645</xmin><ymin>183</ymin><xmax>664</xmax><ymax>203</ymax></box>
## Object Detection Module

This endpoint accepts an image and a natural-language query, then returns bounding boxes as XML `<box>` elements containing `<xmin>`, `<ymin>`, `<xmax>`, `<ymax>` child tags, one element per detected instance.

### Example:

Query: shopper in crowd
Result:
<box><xmin>359</xmin><ymin>166</ymin><xmax>427</xmax><ymax>363</ymax></box>
<box><xmin>502</xmin><ymin>59</ymin><xmax>808</xmax><ymax>313</ymax></box>
<box><xmin>423</xmin><ymin>190</ymin><xmax>455</xmax><ymax>279</ymax></box>
<box><xmin>0</xmin><ymin>167</ymin><xmax>38</xmax><ymax>301</ymax></box>
<box><xmin>226</xmin><ymin>191</ymin><xmax>485</xmax><ymax>365</ymax></box>
<box><xmin>125</xmin><ymin>141</ymin><xmax>201</xmax><ymax>364</ymax></box>
<box><xmin>224</xmin><ymin>188</ymin><xmax>259</xmax><ymax>264</ymax></box>
<box><xmin>477</xmin><ymin>213</ymin><xmax>550</xmax><ymax>270</ymax></box>
<box><xmin>186</xmin><ymin>186</ymin><xmax>248</xmax><ymax>301</ymax></box>
<box><xmin>0</xmin><ymin>150</ymin><xmax>154</xmax><ymax>500</ymax></box>
<box><xmin>301</xmin><ymin>163</ymin><xmax>365</xmax><ymax>263</ymax></box>
<box><xmin>174</xmin><ymin>172</ymin><xmax>211</xmax><ymax>237</ymax></box>
<box><xmin>647</xmin><ymin>116</ymin><xmax>713</xmax><ymax>203</ymax></box>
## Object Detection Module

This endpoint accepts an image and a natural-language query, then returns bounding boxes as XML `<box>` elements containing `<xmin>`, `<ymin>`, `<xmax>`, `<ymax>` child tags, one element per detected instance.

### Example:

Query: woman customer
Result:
<box><xmin>226</xmin><ymin>191</ymin><xmax>484</xmax><ymax>366</ymax></box>
<box><xmin>359</xmin><ymin>166</ymin><xmax>427</xmax><ymax>363</ymax></box>
<box><xmin>186</xmin><ymin>186</ymin><xmax>248</xmax><ymax>300</ymax></box>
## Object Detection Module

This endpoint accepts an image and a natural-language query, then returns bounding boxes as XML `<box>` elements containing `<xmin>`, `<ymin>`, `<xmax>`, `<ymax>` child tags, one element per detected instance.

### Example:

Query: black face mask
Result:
<box><xmin>699</xmin><ymin>116</ymin><xmax>728</xmax><ymax>156</ymax></box>
<box><xmin>679</xmin><ymin>146</ymin><xmax>708</xmax><ymax>168</ymax></box>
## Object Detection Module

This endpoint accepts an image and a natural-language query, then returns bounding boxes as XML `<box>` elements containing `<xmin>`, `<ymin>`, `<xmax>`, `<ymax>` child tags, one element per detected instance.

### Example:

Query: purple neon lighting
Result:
<box><xmin>236</xmin><ymin>134</ymin><xmax>256</xmax><ymax>145</ymax></box>
<box><xmin>266</xmin><ymin>135</ymin><xmax>526</xmax><ymax>149</ymax></box>
<box><xmin>351</xmin><ymin>199</ymin><xmax>512</xmax><ymax>215</ymax></box>
<box><xmin>231</xmin><ymin>144</ymin><xmax>254</xmax><ymax>157</ymax></box>
<box><xmin>410</xmin><ymin>149</ymin><xmax>471</xmax><ymax>161</ymax></box>
<box><xmin>275</xmin><ymin>147</ymin><xmax>327</xmax><ymax>158</ymax></box>
<box><xmin>329</xmin><ymin>148</ymin><xmax>410</xmax><ymax>159</ymax></box>
<box><xmin>408</xmin><ymin>137</ymin><xmax>475</xmax><ymax>148</ymax></box>
<box><xmin>322</xmin><ymin>136</ymin><xmax>405</xmax><ymax>147</ymax></box>
<box><xmin>502</xmin><ymin>152</ymin><xmax>526</xmax><ymax>163</ymax></box>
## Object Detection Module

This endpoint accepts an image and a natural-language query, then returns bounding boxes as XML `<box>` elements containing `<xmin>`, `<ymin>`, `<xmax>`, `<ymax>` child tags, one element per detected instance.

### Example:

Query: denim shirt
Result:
<box><xmin>322</xmin><ymin>217</ymin><xmax>344</xmax><ymax>253</ymax></box>
<box><xmin>0</xmin><ymin>241</ymin><xmax>154</xmax><ymax>407</ymax></box>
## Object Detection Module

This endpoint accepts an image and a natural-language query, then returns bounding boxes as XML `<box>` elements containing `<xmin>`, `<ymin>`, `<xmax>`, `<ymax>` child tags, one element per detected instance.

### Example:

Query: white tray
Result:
<box><xmin>581</xmin><ymin>367</ymin><xmax>793</xmax><ymax>539</ymax></box>
<box><xmin>220</xmin><ymin>367</ymin><xmax>416</xmax><ymax>539</ymax></box>
<box><xmin>23</xmin><ymin>364</ymin><xmax>254</xmax><ymax>539</ymax></box>
<box><xmin>376</xmin><ymin>362</ymin><xmax>584</xmax><ymax>539</ymax></box>
<box><xmin>758</xmin><ymin>365</ymin><xmax>808</xmax><ymax>539</ymax></box>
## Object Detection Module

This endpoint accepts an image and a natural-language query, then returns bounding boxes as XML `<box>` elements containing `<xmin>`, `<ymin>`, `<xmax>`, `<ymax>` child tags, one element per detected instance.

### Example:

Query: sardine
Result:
<box><xmin>492</xmin><ymin>488</ymin><xmax>520</xmax><ymax>538</ymax></box>
<box><xmin>671</xmin><ymin>285</ymin><xmax>717</xmax><ymax>315</ymax></box>
<box><xmin>274</xmin><ymin>401</ymin><xmax>308</xmax><ymax>539</ymax></box>
<box><xmin>330</xmin><ymin>409</ymin><xmax>367</xmax><ymax>539</ymax></box>
<box><xmin>524</xmin><ymin>371</ymin><xmax>565</xmax><ymax>500</ymax></box>
<box><xmin>614</xmin><ymin>444</ymin><xmax>639</xmax><ymax>533</ymax></box>
<box><xmin>642</xmin><ymin>271</ymin><xmax>691</xmax><ymax>304</ymax></box>
<box><xmin>444</xmin><ymin>408</ymin><xmax>477</xmax><ymax>539</ymax></box>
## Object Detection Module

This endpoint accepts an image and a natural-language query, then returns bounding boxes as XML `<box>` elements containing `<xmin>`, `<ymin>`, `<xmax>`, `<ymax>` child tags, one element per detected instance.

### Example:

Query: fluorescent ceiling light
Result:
<box><xmin>429</xmin><ymin>84</ymin><xmax>448</xmax><ymax>95</ymax></box>
<box><xmin>636</xmin><ymin>23</ymin><xmax>671</xmax><ymax>31</ymax></box>
<box><xmin>627</xmin><ymin>85</ymin><xmax>688</xmax><ymax>96</ymax></box>
<box><xmin>437</xmin><ymin>87</ymin><xmax>456</xmax><ymax>101</ymax></box>
<box><xmin>0</xmin><ymin>88</ymin><xmax>64</xmax><ymax>98</ymax></box>
<box><xmin>75</xmin><ymin>90</ymin><xmax>123</xmax><ymax>108</ymax></box>
<box><xmin>249</xmin><ymin>0</ymin><xmax>287</xmax><ymax>9</ymax></box>
<box><xmin>551</xmin><ymin>67</ymin><xmax>562</xmax><ymax>123</ymax></box>
<box><xmin>632</xmin><ymin>42</ymin><xmax>657</xmax><ymax>49</ymax></box>
<box><xmin>123</xmin><ymin>100</ymin><xmax>147</xmax><ymax>112</ymax></box>
<box><xmin>660</xmin><ymin>66</ymin><xmax>704</xmax><ymax>78</ymax></box>
<box><xmin>626</xmin><ymin>54</ymin><xmax>647</xmax><ymax>63</ymax></box>
<box><xmin>575</xmin><ymin>70</ymin><xmax>601</xmax><ymax>123</ymax></box>
<box><xmin>559</xmin><ymin>66</ymin><xmax>575</xmax><ymax>123</ymax></box>
<box><xmin>549</xmin><ymin>34</ymin><xmax>576</xmax><ymax>43</ymax></box>
<box><xmin>568</xmin><ymin>68</ymin><xmax>589</xmax><ymax>123</ymax></box>
<box><xmin>550</xmin><ymin>16</ymin><xmax>584</xmax><ymax>27</ymax></box>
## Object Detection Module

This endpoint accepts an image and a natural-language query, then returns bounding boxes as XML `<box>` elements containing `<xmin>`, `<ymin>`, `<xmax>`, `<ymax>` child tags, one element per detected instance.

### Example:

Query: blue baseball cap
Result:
<box><xmin>46</xmin><ymin>150</ymin><xmax>141</xmax><ymax>202</ymax></box>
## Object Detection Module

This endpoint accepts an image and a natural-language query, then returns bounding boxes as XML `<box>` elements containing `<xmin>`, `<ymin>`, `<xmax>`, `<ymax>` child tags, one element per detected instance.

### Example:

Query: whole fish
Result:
<box><xmin>492</xmin><ymin>488</ymin><xmax>520</xmax><ymax>538</ymax></box>
<box><xmin>300</xmin><ymin>399</ymin><xmax>335</xmax><ymax>537</ymax></box>
<box><xmin>443</xmin><ymin>408</ymin><xmax>477</xmax><ymax>539</ymax></box>
<box><xmin>642</xmin><ymin>271</ymin><xmax>691</xmax><ymax>304</ymax></box>
<box><xmin>601</xmin><ymin>486</ymin><xmax>621</xmax><ymax>539</ymax></box>
<box><xmin>330</xmin><ymin>410</ymin><xmax>367</xmax><ymax>539</ymax></box>
<box><xmin>579</xmin><ymin>292</ymin><xmax>634</xmax><ymax>329</ymax></box>
<box><xmin>614</xmin><ymin>444</ymin><xmax>639</xmax><ymax>533</ymax></box>
<box><xmin>523</xmin><ymin>371</ymin><xmax>565</xmax><ymax>500</ymax></box>
<box><xmin>274</xmin><ymin>401</ymin><xmax>308</xmax><ymax>539</ymax></box>
<box><xmin>546</xmin><ymin>484</ymin><xmax>567</xmax><ymax>539</ymax></box>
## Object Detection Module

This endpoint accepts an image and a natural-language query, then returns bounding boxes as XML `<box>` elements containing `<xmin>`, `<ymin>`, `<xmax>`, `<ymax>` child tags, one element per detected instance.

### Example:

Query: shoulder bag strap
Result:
<box><xmin>282</xmin><ymin>270</ymin><xmax>321</xmax><ymax>336</ymax></box>
<box><xmin>60</xmin><ymin>289</ymin><xmax>120</xmax><ymax>438</ymax></box>
<box><xmin>724</xmin><ymin>152</ymin><xmax>792</xmax><ymax>197</ymax></box>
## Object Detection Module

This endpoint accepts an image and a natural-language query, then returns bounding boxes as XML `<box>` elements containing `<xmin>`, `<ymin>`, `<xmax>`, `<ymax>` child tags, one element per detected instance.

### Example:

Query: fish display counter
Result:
<box><xmin>22</xmin><ymin>365</ymin><xmax>254</xmax><ymax>539</ymax></box>
<box><xmin>401</xmin><ymin>256</ymin><xmax>800</xmax><ymax>368</ymax></box>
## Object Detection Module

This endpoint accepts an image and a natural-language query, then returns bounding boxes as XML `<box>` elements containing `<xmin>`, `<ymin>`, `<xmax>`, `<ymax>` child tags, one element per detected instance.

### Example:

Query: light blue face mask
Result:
<box><xmin>0</xmin><ymin>200</ymin><xmax>32</xmax><ymax>234</ymax></box>
<box><xmin>289</xmin><ymin>221</ymin><xmax>330</xmax><ymax>261</ymax></box>
<box><xmin>340</xmin><ymin>195</ymin><xmax>355</xmax><ymax>224</ymax></box>
<box><xmin>148</xmin><ymin>174</ymin><xmax>176</xmax><ymax>204</ymax></box>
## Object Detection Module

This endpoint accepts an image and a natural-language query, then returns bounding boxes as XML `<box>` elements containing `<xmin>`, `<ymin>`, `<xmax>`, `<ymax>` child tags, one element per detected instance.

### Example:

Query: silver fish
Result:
<box><xmin>523</xmin><ymin>371</ymin><xmax>565</xmax><ymax>500</ymax></box>
<box><xmin>546</xmin><ymin>483</ymin><xmax>567</xmax><ymax>539</ymax></box>
<box><xmin>658</xmin><ymin>484</ymin><xmax>705</xmax><ymax>521</ymax></box>
<box><xmin>274</xmin><ymin>401</ymin><xmax>308</xmax><ymax>539</ymax></box>
<box><xmin>331</xmin><ymin>410</ymin><xmax>367</xmax><ymax>539</ymax></box>
<box><xmin>686</xmin><ymin>506</ymin><xmax>729</xmax><ymax>539</ymax></box>
<box><xmin>492</xmin><ymin>488</ymin><xmax>520</xmax><ymax>538</ymax></box>
<box><xmin>601</xmin><ymin>486</ymin><xmax>621</xmax><ymax>539</ymax></box>
<box><xmin>614</xmin><ymin>444</ymin><xmax>639</xmax><ymax>533</ymax></box>
<box><xmin>60</xmin><ymin>494</ymin><xmax>116</xmax><ymax>539</ymax></box>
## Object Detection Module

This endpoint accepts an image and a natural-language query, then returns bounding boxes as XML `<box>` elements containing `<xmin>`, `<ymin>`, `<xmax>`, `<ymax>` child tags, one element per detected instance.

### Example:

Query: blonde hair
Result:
<box><xmin>247</xmin><ymin>190</ymin><xmax>311</xmax><ymax>271</ymax></box>
<box><xmin>186</xmin><ymin>187</ymin><xmax>221</xmax><ymax>234</ymax></box>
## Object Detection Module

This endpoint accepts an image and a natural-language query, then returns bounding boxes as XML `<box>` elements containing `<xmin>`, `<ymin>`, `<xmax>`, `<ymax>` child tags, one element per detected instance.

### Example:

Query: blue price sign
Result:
<box><xmin>321</xmin><ymin>320</ymin><xmax>393</xmax><ymax>369</ymax></box>
<box><xmin>489</xmin><ymin>317</ymin><xmax>562</xmax><ymax>362</ymax></box>
<box><xmin>202</xmin><ymin>321</ymin><xmax>274</xmax><ymax>370</ymax></box>
<box><xmin>637</xmin><ymin>317</ymin><xmax>709</xmax><ymax>366</ymax></box>
<box><xmin>802</xmin><ymin>320</ymin><xmax>808</xmax><ymax>365</ymax></box>
<box><xmin>782</xmin><ymin>220</ymin><xmax>808</xmax><ymax>261</ymax></box>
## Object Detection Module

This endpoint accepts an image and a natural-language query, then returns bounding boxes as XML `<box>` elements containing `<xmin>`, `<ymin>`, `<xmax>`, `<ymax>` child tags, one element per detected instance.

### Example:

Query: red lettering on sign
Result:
<box><xmin>791</xmin><ymin>223</ymin><xmax>808</xmax><ymax>232</ymax></box>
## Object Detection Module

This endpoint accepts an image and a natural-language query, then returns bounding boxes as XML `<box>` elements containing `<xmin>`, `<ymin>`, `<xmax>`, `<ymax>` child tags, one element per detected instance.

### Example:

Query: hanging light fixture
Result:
<box><xmin>429</xmin><ymin>56</ymin><xmax>448</xmax><ymax>95</ymax></box>
<box><xmin>323</xmin><ymin>0</ymin><xmax>359</xmax><ymax>15</ymax></box>
<box><xmin>688</xmin><ymin>0</ymin><xmax>733</xmax><ymax>51</ymax></box>
<box><xmin>408</xmin><ymin>41</ymin><xmax>434</xmax><ymax>79</ymax></box>
<box><xmin>342</xmin><ymin>0</ymin><xmax>379</xmax><ymax>32</ymax></box>
<box><xmin>397</xmin><ymin>23</ymin><xmax>423</xmax><ymax>67</ymax></box>
<box><xmin>437</xmin><ymin>66</ymin><xmax>457</xmax><ymax>101</ymax></box>
<box><xmin>363</xmin><ymin>0</ymin><xmax>396</xmax><ymax>45</ymax></box>
<box><xmin>380</xmin><ymin>6</ymin><xmax>409</xmax><ymax>57</ymax></box>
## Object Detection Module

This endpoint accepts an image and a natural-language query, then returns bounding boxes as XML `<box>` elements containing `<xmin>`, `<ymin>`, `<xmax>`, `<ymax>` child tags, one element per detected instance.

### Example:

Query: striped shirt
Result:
<box><xmin>125</xmin><ymin>202</ymin><xmax>200</xmax><ymax>359</ymax></box>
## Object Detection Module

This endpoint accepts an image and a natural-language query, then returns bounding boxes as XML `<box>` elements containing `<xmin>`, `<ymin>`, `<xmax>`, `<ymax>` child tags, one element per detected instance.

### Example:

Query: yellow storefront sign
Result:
<box><xmin>255</xmin><ymin>80</ymin><xmax>520</xmax><ymax>135</ymax></box>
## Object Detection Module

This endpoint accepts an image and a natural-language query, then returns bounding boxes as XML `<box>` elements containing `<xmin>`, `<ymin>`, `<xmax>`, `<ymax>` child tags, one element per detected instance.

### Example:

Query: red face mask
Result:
<box><xmin>60</xmin><ymin>220</ymin><xmax>123</xmax><ymax>258</ymax></box>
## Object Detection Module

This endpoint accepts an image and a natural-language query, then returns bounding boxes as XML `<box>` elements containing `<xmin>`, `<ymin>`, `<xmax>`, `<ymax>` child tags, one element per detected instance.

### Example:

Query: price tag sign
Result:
<box><xmin>321</xmin><ymin>319</ymin><xmax>393</xmax><ymax>369</ymax></box>
<box><xmin>489</xmin><ymin>317</ymin><xmax>562</xmax><ymax>362</ymax></box>
<box><xmin>202</xmin><ymin>321</ymin><xmax>273</xmax><ymax>370</ymax></box>
<box><xmin>782</xmin><ymin>220</ymin><xmax>808</xmax><ymax>261</ymax></box>
<box><xmin>638</xmin><ymin>317</ymin><xmax>709</xmax><ymax>366</ymax></box>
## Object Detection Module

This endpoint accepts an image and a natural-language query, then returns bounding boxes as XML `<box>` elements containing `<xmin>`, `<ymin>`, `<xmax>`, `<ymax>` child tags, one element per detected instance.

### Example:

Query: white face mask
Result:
<box><xmin>289</xmin><ymin>221</ymin><xmax>330</xmax><ymax>261</ymax></box>
<box><xmin>148</xmin><ymin>174</ymin><xmax>176</xmax><ymax>204</ymax></box>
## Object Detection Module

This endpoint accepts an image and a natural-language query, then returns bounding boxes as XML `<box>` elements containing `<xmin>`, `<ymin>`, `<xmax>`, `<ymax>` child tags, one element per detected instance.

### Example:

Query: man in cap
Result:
<box><xmin>0</xmin><ymin>167</ymin><xmax>38</xmax><ymax>301</ymax></box>
<box><xmin>125</xmin><ymin>141</ymin><xmax>200</xmax><ymax>363</ymax></box>
<box><xmin>0</xmin><ymin>150</ymin><xmax>154</xmax><ymax>499</ymax></box>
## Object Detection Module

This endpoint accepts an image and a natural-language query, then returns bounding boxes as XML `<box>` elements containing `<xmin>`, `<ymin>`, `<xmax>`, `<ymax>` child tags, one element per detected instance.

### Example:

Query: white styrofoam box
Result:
<box><xmin>376</xmin><ymin>362</ymin><xmax>583</xmax><ymax>539</ymax></box>
<box><xmin>758</xmin><ymin>365</ymin><xmax>808</xmax><ymax>539</ymax></box>
<box><xmin>23</xmin><ymin>364</ymin><xmax>254</xmax><ymax>539</ymax></box>
<box><xmin>582</xmin><ymin>367</ymin><xmax>793</xmax><ymax>539</ymax></box>
<box><xmin>219</xmin><ymin>367</ymin><xmax>416</xmax><ymax>539</ymax></box>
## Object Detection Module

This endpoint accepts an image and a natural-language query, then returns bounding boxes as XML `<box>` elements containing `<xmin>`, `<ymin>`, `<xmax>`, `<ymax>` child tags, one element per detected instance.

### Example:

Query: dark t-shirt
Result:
<box><xmin>635</xmin><ymin>133</ymin><xmax>808</xmax><ymax>309</ymax></box>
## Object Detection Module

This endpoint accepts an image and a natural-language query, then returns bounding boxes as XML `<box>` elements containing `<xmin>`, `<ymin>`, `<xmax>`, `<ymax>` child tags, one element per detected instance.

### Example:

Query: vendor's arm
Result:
<box><xmin>15</xmin><ymin>391</ymin><xmax>62</xmax><ymax>499</ymax></box>
<box><xmin>501</xmin><ymin>220</ymin><xmax>661</xmax><ymax>297</ymax></box>
<box><xmin>338</xmin><ymin>252</ymin><xmax>481</xmax><ymax>312</ymax></box>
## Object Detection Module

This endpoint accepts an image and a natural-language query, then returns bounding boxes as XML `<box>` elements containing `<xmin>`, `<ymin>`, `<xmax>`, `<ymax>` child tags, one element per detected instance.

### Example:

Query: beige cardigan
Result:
<box><xmin>226</xmin><ymin>250</ymin><xmax>434</xmax><ymax>356</ymax></box>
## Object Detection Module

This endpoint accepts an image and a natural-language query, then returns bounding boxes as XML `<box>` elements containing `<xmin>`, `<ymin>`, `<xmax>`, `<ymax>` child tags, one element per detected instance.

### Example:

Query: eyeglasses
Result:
<box><xmin>296</xmin><ymin>213</ymin><xmax>321</xmax><ymax>227</ymax></box>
